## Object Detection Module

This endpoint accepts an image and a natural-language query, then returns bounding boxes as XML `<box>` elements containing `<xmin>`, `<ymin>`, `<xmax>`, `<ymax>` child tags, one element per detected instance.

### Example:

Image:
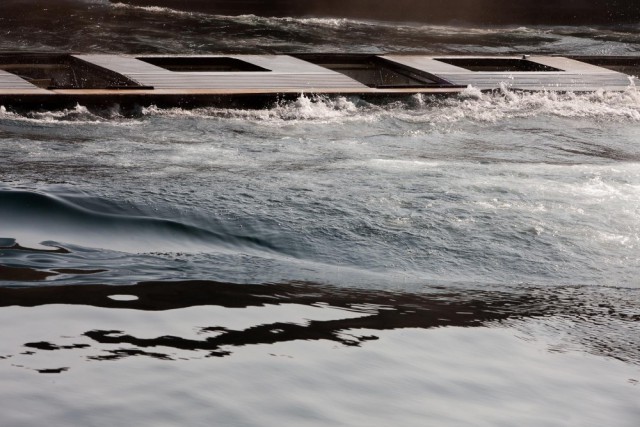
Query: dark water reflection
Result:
<box><xmin>2</xmin><ymin>280</ymin><xmax>638</xmax><ymax>369</ymax></box>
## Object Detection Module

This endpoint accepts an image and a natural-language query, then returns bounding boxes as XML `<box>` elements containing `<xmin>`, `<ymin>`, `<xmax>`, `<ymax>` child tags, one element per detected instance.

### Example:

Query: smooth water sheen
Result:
<box><xmin>1</xmin><ymin>1</ymin><xmax>639</xmax><ymax>426</ymax></box>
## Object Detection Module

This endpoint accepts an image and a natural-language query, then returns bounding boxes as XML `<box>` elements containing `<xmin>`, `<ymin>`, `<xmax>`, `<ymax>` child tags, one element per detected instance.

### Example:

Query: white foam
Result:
<box><xmin>432</xmin><ymin>86</ymin><xmax>640</xmax><ymax>123</ymax></box>
<box><xmin>142</xmin><ymin>94</ymin><xmax>366</xmax><ymax>124</ymax></box>
<box><xmin>0</xmin><ymin>104</ymin><xmax>141</xmax><ymax>126</ymax></box>
<box><xmin>109</xmin><ymin>2</ymin><xmax>197</xmax><ymax>17</ymax></box>
<box><xmin>3</xmin><ymin>85</ymin><xmax>639</xmax><ymax>129</ymax></box>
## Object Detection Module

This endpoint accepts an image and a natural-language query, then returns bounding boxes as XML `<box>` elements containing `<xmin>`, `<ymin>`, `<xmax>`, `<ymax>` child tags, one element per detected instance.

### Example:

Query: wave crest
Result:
<box><xmin>139</xmin><ymin>86</ymin><xmax>640</xmax><ymax>125</ymax></box>
<box><xmin>0</xmin><ymin>190</ymin><xmax>280</xmax><ymax>254</ymax></box>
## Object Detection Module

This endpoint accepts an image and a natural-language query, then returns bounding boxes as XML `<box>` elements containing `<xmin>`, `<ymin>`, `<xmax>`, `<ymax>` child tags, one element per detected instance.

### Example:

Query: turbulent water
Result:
<box><xmin>1</xmin><ymin>1</ymin><xmax>639</xmax><ymax>426</ymax></box>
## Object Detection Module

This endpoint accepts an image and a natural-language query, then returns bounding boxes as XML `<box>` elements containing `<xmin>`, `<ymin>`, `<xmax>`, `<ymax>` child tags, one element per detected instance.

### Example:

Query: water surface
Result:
<box><xmin>1</xmin><ymin>1</ymin><xmax>639</xmax><ymax>426</ymax></box>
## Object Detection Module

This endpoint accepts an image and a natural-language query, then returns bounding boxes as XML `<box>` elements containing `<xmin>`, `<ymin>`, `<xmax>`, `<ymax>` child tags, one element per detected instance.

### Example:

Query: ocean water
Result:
<box><xmin>1</xmin><ymin>1</ymin><xmax>639</xmax><ymax>426</ymax></box>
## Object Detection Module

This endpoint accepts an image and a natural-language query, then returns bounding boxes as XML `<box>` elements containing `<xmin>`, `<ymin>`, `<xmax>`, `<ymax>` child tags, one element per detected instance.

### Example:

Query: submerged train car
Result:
<box><xmin>0</xmin><ymin>53</ymin><xmax>638</xmax><ymax>110</ymax></box>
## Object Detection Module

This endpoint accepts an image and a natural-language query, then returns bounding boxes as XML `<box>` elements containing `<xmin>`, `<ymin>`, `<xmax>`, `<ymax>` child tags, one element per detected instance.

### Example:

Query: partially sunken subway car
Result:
<box><xmin>0</xmin><ymin>53</ymin><xmax>638</xmax><ymax>109</ymax></box>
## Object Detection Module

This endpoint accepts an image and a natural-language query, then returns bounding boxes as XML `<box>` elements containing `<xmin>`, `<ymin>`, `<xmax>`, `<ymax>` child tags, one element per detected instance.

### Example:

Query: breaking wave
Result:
<box><xmin>2</xmin><ymin>86</ymin><xmax>639</xmax><ymax>127</ymax></box>
<box><xmin>0</xmin><ymin>104</ymin><xmax>138</xmax><ymax>125</ymax></box>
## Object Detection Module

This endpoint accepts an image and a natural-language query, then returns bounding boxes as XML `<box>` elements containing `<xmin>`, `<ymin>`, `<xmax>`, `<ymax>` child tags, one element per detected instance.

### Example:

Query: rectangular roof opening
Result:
<box><xmin>294</xmin><ymin>54</ymin><xmax>450</xmax><ymax>88</ymax></box>
<box><xmin>435</xmin><ymin>58</ymin><xmax>562</xmax><ymax>72</ymax></box>
<box><xmin>137</xmin><ymin>57</ymin><xmax>270</xmax><ymax>72</ymax></box>
<box><xmin>0</xmin><ymin>54</ymin><xmax>144</xmax><ymax>89</ymax></box>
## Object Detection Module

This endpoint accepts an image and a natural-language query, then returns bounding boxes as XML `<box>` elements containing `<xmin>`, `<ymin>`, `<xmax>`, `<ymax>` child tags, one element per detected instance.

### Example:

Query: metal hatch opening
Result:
<box><xmin>137</xmin><ymin>57</ymin><xmax>270</xmax><ymax>72</ymax></box>
<box><xmin>0</xmin><ymin>54</ymin><xmax>144</xmax><ymax>89</ymax></box>
<box><xmin>435</xmin><ymin>58</ymin><xmax>562</xmax><ymax>72</ymax></box>
<box><xmin>293</xmin><ymin>54</ymin><xmax>449</xmax><ymax>88</ymax></box>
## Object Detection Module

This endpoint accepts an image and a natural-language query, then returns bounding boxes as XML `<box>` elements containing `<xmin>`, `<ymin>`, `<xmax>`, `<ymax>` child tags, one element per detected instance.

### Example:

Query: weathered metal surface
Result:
<box><xmin>0</xmin><ymin>70</ymin><xmax>50</xmax><ymax>92</ymax></box>
<box><xmin>75</xmin><ymin>54</ymin><xmax>369</xmax><ymax>90</ymax></box>
<box><xmin>384</xmin><ymin>55</ymin><xmax>634</xmax><ymax>91</ymax></box>
<box><xmin>0</xmin><ymin>54</ymin><xmax>637</xmax><ymax>109</ymax></box>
